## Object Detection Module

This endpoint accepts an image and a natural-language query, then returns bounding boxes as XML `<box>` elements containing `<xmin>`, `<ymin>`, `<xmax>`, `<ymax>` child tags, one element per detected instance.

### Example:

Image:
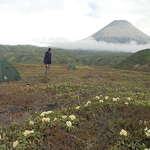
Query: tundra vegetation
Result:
<box><xmin>0</xmin><ymin>64</ymin><xmax>150</xmax><ymax>149</ymax></box>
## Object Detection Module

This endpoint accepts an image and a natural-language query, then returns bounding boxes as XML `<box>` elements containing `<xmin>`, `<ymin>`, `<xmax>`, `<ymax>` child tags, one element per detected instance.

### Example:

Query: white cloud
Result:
<box><xmin>42</xmin><ymin>38</ymin><xmax>150</xmax><ymax>52</ymax></box>
<box><xmin>0</xmin><ymin>0</ymin><xmax>150</xmax><ymax>52</ymax></box>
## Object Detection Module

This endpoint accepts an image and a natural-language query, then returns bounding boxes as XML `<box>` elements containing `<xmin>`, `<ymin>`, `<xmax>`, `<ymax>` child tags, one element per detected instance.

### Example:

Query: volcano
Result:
<box><xmin>84</xmin><ymin>20</ymin><xmax>150</xmax><ymax>44</ymax></box>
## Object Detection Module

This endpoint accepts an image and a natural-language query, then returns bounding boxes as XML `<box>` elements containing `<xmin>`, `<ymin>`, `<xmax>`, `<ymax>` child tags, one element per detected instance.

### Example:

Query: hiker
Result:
<box><xmin>43</xmin><ymin>48</ymin><xmax>51</xmax><ymax>78</ymax></box>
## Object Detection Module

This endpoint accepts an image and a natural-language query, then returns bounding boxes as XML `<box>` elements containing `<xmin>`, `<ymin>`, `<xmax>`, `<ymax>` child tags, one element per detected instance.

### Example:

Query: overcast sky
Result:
<box><xmin>0</xmin><ymin>0</ymin><xmax>150</xmax><ymax>52</ymax></box>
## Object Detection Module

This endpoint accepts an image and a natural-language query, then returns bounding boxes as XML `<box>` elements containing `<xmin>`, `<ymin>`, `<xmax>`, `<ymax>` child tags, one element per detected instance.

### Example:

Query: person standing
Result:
<box><xmin>43</xmin><ymin>48</ymin><xmax>51</xmax><ymax>78</ymax></box>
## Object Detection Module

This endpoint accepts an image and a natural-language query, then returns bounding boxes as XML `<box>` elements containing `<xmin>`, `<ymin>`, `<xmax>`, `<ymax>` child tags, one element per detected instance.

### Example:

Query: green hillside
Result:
<box><xmin>114</xmin><ymin>49</ymin><xmax>150</xmax><ymax>71</ymax></box>
<box><xmin>0</xmin><ymin>44</ymin><xmax>132</xmax><ymax>67</ymax></box>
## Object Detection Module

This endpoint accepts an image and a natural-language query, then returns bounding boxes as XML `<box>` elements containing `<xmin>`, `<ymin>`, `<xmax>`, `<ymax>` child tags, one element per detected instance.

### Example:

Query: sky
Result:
<box><xmin>0</xmin><ymin>0</ymin><xmax>150</xmax><ymax>52</ymax></box>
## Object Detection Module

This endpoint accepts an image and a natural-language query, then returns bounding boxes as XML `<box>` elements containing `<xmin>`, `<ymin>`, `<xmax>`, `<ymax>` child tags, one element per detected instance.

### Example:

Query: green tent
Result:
<box><xmin>0</xmin><ymin>60</ymin><xmax>21</xmax><ymax>82</ymax></box>
<box><xmin>67</xmin><ymin>64</ymin><xmax>76</xmax><ymax>70</ymax></box>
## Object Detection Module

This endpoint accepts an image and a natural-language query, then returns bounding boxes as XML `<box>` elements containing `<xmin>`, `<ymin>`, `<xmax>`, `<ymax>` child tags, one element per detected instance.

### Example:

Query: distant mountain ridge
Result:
<box><xmin>84</xmin><ymin>20</ymin><xmax>150</xmax><ymax>44</ymax></box>
<box><xmin>0</xmin><ymin>44</ymin><xmax>131</xmax><ymax>67</ymax></box>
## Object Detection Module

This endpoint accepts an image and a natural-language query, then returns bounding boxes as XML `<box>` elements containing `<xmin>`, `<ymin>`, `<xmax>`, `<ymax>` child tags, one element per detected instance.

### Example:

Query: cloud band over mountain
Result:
<box><xmin>47</xmin><ymin>39</ymin><xmax>150</xmax><ymax>53</ymax></box>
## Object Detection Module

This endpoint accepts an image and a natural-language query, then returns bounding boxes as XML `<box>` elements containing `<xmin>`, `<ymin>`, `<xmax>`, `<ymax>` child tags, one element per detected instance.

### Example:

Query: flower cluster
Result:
<box><xmin>13</xmin><ymin>140</ymin><xmax>19</xmax><ymax>148</ymax></box>
<box><xmin>85</xmin><ymin>101</ymin><xmax>91</xmax><ymax>106</ymax></box>
<box><xmin>66</xmin><ymin>121</ymin><xmax>72</xmax><ymax>127</ymax></box>
<box><xmin>127</xmin><ymin>97</ymin><xmax>131</xmax><ymax>101</ymax></box>
<box><xmin>53</xmin><ymin>118</ymin><xmax>57</xmax><ymax>121</ymax></box>
<box><xmin>76</xmin><ymin>106</ymin><xmax>80</xmax><ymax>109</ymax></box>
<box><xmin>42</xmin><ymin>117</ymin><xmax>50</xmax><ymax>123</ymax></box>
<box><xmin>145</xmin><ymin>127</ymin><xmax>150</xmax><ymax>137</ymax></box>
<box><xmin>105</xmin><ymin>96</ymin><xmax>109</xmax><ymax>100</ymax></box>
<box><xmin>99</xmin><ymin>100</ymin><xmax>104</xmax><ymax>103</ymax></box>
<box><xmin>119</xmin><ymin>129</ymin><xmax>127</xmax><ymax>136</ymax></box>
<box><xmin>113</xmin><ymin>97</ymin><xmax>120</xmax><ymax>102</ymax></box>
<box><xmin>62</xmin><ymin>115</ymin><xmax>67</xmax><ymax>119</ymax></box>
<box><xmin>95</xmin><ymin>95</ymin><xmax>109</xmax><ymax>103</ymax></box>
<box><xmin>40</xmin><ymin>110</ymin><xmax>53</xmax><ymax>116</ymax></box>
<box><xmin>96</xmin><ymin>95</ymin><xmax>108</xmax><ymax>100</ymax></box>
<box><xmin>95</xmin><ymin>96</ymin><xmax>100</xmax><ymax>100</ymax></box>
<box><xmin>23</xmin><ymin>130</ymin><xmax>34</xmax><ymax>136</ymax></box>
<box><xmin>69</xmin><ymin>115</ymin><xmax>76</xmax><ymax>121</ymax></box>
<box><xmin>62</xmin><ymin>114</ymin><xmax>77</xmax><ymax>128</ymax></box>
<box><xmin>29</xmin><ymin>121</ymin><xmax>34</xmax><ymax>125</ymax></box>
<box><xmin>96</xmin><ymin>95</ymin><xmax>131</xmax><ymax>106</ymax></box>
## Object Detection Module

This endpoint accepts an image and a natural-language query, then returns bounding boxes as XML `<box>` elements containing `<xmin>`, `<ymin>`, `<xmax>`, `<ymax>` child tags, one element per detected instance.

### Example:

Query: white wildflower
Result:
<box><xmin>116</xmin><ymin>97</ymin><xmax>120</xmax><ymax>101</ymax></box>
<box><xmin>62</xmin><ymin>115</ymin><xmax>67</xmax><ymax>119</ymax></box>
<box><xmin>30</xmin><ymin>130</ymin><xmax>34</xmax><ymax>134</ymax></box>
<box><xmin>53</xmin><ymin>118</ymin><xmax>57</xmax><ymax>121</ymax></box>
<box><xmin>105</xmin><ymin>96</ymin><xmax>108</xmax><ymax>100</ymax></box>
<box><xmin>100</xmin><ymin>95</ymin><xmax>102</xmax><ymax>97</ymax></box>
<box><xmin>29</xmin><ymin>121</ymin><xmax>34</xmax><ymax>125</ymax></box>
<box><xmin>85</xmin><ymin>101</ymin><xmax>91</xmax><ymax>106</ymax></box>
<box><xmin>40</xmin><ymin>110</ymin><xmax>53</xmax><ymax>116</ymax></box>
<box><xmin>87</xmin><ymin>101</ymin><xmax>91</xmax><ymax>105</ymax></box>
<box><xmin>145</xmin><ymin>127</ymin><xmax>148</xmax><ymax>131</ymax></box>
<box><xmin>42</xmin><ymin>117</ymin><xmax>50</xmax><ymax>123</ymax></box>
<box><xmin>99</xmin><ymin>100</ymin><xmax>104</xmax><ymax>103</ymax></box>
<box><xmin>148</xmin><ymin>129</ymin><xmax>150</xmax><ymax>134</ymax></box>
<box><xmin>144</xmin><ymin>127</ymin><xmax>150</xmax><ymax>137</ymax></box>
<box><xmin>119</xmin><ymin>129</ymin><xmax>127</xmax><ymax>136</ymax></box>
<box><xmin>95</xmin><ymin>96</ymin><xmax>100</xmax><ymax>100</ymax></box>
<box><xmin>0</xmin><ymin>135</ymin><xmax>1</xmax><ymax>139</ymax></box>
<box><xmin>125</xmin><ymin>102</ymin><xmax>128</xmax><ymax>105</ymax></box>
<box><xmin>76</xmin><ymin>106</ymin><xmax>80</xmax><ymax>109</ymax></box>
<box><xmin>66</xmin><ymin>121</ymin><xmax>72</xmax><ymax>127</ymax></box>
<box><xmin>113</xmin><ymin>98</ymin><xmax>117</xmax><ymax>102</ymax></box>
<box><xmin>23</xmin><ymin>130</ymin><xmax>32</xmax><ymax>136</ymax></box>
<box><xmin>127</xmin><ymin>97</ymin><xmax>131</xmax><ymax>101</ymax></box>
<box><xmin>13</xmin><ymin>140</ymin><xmax>19</xmax><ymax>148</ymax></box>
<box><xmin>69</xmin><ymin>115</ymin><xmax>76</xmax><ymax>121</ymax></box>
<box><xmin>146</xmin><ymin>132</ymin><xmax>150</xmax><ymax>137</ymax></box>
<box><xmin>40</xmin><ymin>112</ymin><xmax>47</xmax><ymax>117</ymax></box>
<box><xmin>46</xmin><ymin>111</ymin><xmax>53</xmax><ymax>114</ymax></box>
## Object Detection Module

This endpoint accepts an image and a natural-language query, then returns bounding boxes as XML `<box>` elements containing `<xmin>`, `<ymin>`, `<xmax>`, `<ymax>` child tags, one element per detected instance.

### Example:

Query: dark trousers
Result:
<box><xmin>45</xmin><ymin>64</ymin><xmax>50</xmax><ymax>78</ymax></box>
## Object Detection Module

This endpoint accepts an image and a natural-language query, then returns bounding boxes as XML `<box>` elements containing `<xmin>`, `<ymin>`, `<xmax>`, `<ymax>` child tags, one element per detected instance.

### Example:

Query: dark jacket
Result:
<box><xmin>43</xmin><ymin>51</ymin><xmax>51</xmax><ymax>64</ymax></box>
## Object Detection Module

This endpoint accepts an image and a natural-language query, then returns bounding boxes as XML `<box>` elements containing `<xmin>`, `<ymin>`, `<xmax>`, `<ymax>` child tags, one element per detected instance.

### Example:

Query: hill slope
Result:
<box><xmin>114</xmin><ymin>49</ymin><xmax>150</xmax><ymax>71</ymax></box>
<box><xmin>84</xmin><ymin>20</ymin><xmax>150</xmax><ymax>44</ymax></box>
<box><xmin>0</xmin><ymin>44</ymin><xmax>131</xmax><ymax>67</ymax></box>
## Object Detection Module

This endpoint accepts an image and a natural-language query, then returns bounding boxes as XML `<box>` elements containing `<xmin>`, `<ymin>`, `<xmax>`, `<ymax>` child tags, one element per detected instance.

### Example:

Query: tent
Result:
<box><xmin>0</xmin><ymin>60</ymin><xmax>21</xmax><ymax>82</ymax></box>
<box><xmin>67</xmin><ymin>64</ymin><xmax>76</xmax><ymax>70</ymax></box>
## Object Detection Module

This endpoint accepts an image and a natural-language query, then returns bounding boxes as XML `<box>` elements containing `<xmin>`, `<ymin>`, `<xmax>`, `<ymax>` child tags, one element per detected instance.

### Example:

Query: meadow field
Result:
<box><xmin>0</xmin><ymin>64</ymin><xmax>150</xmax><ymax>149</ymax></box>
